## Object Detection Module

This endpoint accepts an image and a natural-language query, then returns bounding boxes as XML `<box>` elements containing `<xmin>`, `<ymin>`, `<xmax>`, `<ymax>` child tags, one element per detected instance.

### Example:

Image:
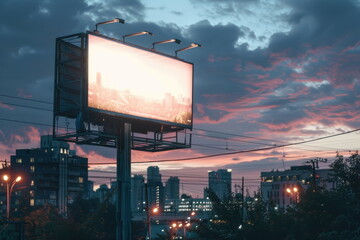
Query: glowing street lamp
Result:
<box><xmin>146</xmin><ymin>206</ymin><xmax>159</xmax><ymax>240</ymax></box>
<box><xmin>152</xmin><ymin>38</ymin><xmax>181</xmax><ymax>50</ymax></box>
<box><xmin>152</xmin><ymin>207</ymin><xmax>159</xmax><ymax>214</ymax></box>
<box><xmin>286</xmin><ymin>186</ymin><xmax>300</xmax><ymax>204</ymax></box>
<box><xmin>94</xmin><ymin>18</ymin><xmax>125</xmax><ymax>34</ymax></box>
<box><xmin>122</xmin><ymin>31</ymin><xmax>153</xmax><ymax>41</ymax></box>
<box><xmin>175</xmin><ymin>43</ymin><xmax>202</xmax><ymax>57</ymax></box>
<box><xmin>2</xmin><ymin>174</ymin><xmax>22</xmax><ymax>219</ymax></box>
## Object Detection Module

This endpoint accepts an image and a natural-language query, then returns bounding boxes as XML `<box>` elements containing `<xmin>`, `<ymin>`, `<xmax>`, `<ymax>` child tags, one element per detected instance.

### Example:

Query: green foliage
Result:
<box><xmin>196</xmin><ymin>188</ymin><xmax>243</xmax><ymax>240</ymax></box>
<box><xmin>330</xmin><ymin>153</ymin><xmax>360</xmax><ymax>197</ymax></box>
<box><xmin>22</xmin><ymin>197</ymin><xmax>146</xmax><ymax>240</ymax></box>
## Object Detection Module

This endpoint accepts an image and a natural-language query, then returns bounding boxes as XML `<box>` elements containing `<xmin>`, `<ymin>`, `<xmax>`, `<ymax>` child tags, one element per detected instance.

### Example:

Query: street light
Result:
<box><xmin>171</xmin><ymin>221</ymin><xmax>191</xmax><ymax>240</ymax></box>
<box><xmin>94</xmin><ymin>18</ymin><xmax>125</xmax><ymax>34</ymax></box>
<box><xmin>175</xmin><ymin>43</ymin><xmax>202</xmax><ymax>57</ymax></box>
<box><xmin>2</xmin><ymin>174</ymin><xmax>21</xmax><ymax>219</ymax></box>
<box><xmin>152</xmin><ymin>38</ymin><xmax>181</xmax><ymax>50</ymax></box>
<box><xmin>152</xmin><ymin>207</ymin><xmax>159</xmax><ymax>214</ymax></box>
<box><xmin>146</xmin><ymin>206</ymin><xmax>159</xmax><ymax>240</ymax></box>
<box><xmin>122</xmin><ymin>31</ymin><xmax>153</xmax><ymax>41</ymax></box>
<box><xmin>286</xmin><ymin>186</ymin><xmax>299</xmax><ymax>204</ymax></box>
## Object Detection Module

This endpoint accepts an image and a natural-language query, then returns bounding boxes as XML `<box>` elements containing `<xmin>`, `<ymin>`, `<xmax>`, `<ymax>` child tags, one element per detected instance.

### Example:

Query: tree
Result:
<box><xmin>195</xmin><ymin>188</ymin><xmax>242</xmax><ymax>240</ymax></box>
<box><xmin>330</xmin><ymin>152</ymin><xmax>360</xmax><ymax>197</ymax></box>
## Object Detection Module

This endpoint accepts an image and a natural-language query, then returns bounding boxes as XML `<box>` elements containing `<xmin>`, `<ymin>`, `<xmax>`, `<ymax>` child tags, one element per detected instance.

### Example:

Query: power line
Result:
<box><xmin>192</xmin><ymin>132</ymin><xmax>275</xmax><ymax>146</ymax></box>
<box><xmin>193</xmin><ymin>127</ymin><xmax>280</xmax><ymax>143</ymax></box>
<box><xmin>0</xmin><ymin>117</ymin><xmax>53</xmax><ymax>128</ymax></box>
<box><xmin>86</xmin><ymin>127</ymin><xmax>360</xmax><ymax>165</ymax></box>
<box><xmin>0</xmin><ymin>115</ymin><xmax>348</xmax><ymax>157</ymax></box>
<box><xmin>0</xmin><ymin>93</ymin><xmax>52</xmax><ymax>105</ymax></box>
<box><xmin>0</xmin><ymin>101</ymin><xmax>52</xmax><ymax>112</ymax></box>
<box><xmin>1</xmin><ymin>94</ymin><xmax>359</xmax><ymax>163</ymax></box>
<box><xmin>88</xmin><ymin>170</ymin><xmax>261</xmax><ymax>181</ymax></box>
<box><xmin>0</xmin><ymin>116</ymin><xmax>349</xmax><ymax>164</ymax></box>
<box><xmin>0</xmin><ymin>116</ymin><xmax>350</xmax><ymax>154</ymax></box>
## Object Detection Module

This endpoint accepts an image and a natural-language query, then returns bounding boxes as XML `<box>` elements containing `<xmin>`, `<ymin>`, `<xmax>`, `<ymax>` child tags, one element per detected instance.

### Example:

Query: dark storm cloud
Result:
<box><xmin>268</xmin><ymin>0</ymin><xmax>360</xmax><ymax>57</ymax></box>
<box><xmin>91</xmin><ymin>0</ymin><xmax>146</xmax><ymax>22</ymax></box>
<box><xmin>182</xmin><ymin>0</ymin><xmax>360</xmax><ymax>133</ymax></box>
<box><xmin>0</xmin><ymin>0</ymin><xmax>147</xmax><ymax>145</ymax></box>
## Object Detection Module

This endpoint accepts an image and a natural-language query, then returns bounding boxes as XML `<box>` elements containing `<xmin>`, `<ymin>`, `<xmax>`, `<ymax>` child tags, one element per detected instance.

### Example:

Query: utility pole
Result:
<box><xmin>241</xmin><ymin>177</ymin><xmax>245</xmax><ymax>224</ymax></box>
<box><xmin>145</xmin><ymin>183</ymin><xmax>151</xmax><ymax>240</ymax></box>
<box><xmin>306</xmin><ymin>157</ymin><xmax>327</xmax><ymax>191</ymax></box>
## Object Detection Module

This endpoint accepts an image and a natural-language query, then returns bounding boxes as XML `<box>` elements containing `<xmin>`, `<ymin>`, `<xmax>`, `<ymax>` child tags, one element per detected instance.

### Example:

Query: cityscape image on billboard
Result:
<box><xmin>87</xmin><ymin>34</ymin><xmax>193</xmax><ymax>126</ymax></box>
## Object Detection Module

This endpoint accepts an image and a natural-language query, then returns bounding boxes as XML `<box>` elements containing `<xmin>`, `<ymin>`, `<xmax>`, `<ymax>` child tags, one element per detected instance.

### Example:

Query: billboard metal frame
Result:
<box><xmin>53</xmin><ymin>32</ymin><xmax>192</xmax><ymax>151</ymax></box>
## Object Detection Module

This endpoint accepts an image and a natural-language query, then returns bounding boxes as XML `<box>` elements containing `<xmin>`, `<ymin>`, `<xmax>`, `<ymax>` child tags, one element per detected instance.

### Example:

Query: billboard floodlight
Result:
<box><xmin>94</xmin><ymin>18</ymin><xmax>125</xmax><ymax>34</ymax></box>
<box><xmin>152</xmin><ymin>38</ymin><xmax>181</xmax><ymax>49</ymax></box>
<box><xmin>175</xmin><ymin>43</ymin><xmax>202</xmax><ymax>57</ymax></box>
<box><xmin>122</xmin><ymin>31</ymin><xmax>153</xmax><ymax>41</ymax></box>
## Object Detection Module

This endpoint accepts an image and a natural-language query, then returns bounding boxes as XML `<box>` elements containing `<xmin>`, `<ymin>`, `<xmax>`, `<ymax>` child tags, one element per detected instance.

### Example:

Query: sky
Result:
<box><xmin>0</xmin><ymin>0</ymin><xmax>360</xmax><ymax>197</ymax></box>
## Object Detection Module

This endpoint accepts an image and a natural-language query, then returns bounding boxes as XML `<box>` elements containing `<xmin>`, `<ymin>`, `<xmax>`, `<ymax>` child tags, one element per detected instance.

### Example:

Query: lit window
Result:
<box><xmin>30</xmin><ymin>157</ymin><xmax>35</xmax><ymax>163</ymax></box>
<box><xmin>16</xmin><ymin>158</ymin><xmax>22</xmax><ymax>163</ymax></box>
<box><xmin>60</xmin><ymin>148</ymin><xmax>63</xmax><ymax>154</ymax></box>
<box><xmin>31</xmin><ymin>180</ymin><xmax>35</xmax><ymax>186</ymax></box>
<box><xmin>79</xmin><ymin>177</ymin><xmax>83</xmax><ymax>183</ymax></box>
<box><xmin>30</xmin><ymin>199</ymin><xmax>35</xmax><ymax>206</ymax></box>
<box><xmin>30</xmin><ymin>166</ymin><xmax>35</xmax><ymax>173</ymax></box>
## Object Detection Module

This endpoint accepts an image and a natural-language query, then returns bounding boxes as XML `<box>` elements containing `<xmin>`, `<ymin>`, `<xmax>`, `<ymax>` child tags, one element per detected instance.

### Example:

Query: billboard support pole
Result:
<box><xmin>116</xmin><ymin>123</ymin><xmax>132</xmax><ymax>240</ymax></box>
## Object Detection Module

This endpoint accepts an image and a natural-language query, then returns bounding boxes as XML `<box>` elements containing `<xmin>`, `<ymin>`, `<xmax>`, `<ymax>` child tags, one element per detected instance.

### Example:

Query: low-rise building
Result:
<box><xmin>260</xmin><ymin>165</ymin><xmax>337</xmax><ymax>208</ymax></box>
<box><xmin>164</xmin><ymin>197</ymin><xmax>212</xmax><ymax>213</ymax></box>
<box><xmin>9</xmin><ymin>135</ymin><xmax>88</xmax><ymax>216</ymax></box>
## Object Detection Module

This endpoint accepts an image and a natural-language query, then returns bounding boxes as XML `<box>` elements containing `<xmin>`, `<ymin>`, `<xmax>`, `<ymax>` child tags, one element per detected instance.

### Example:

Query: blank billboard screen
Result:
<box><xmin>87</xmin><ymin>34</ymin><xmax>193</xmax><ymax>127</ymax></box>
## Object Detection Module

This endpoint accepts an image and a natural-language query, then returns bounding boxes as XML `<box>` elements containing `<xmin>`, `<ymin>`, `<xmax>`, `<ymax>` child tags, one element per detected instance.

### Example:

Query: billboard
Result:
<box><xmin>87</xmin><ymin>33</ymin><xmax>193</xmax><ymax>128</ymax></box>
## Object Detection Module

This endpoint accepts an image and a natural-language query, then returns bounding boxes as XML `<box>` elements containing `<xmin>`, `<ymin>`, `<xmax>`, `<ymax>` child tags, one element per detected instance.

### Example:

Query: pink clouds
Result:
<box><xmin>261</xmin><ymin>119</ymin><xmax>308</xmax><ymax>132</ymax></box>
<box><xmin>0</xmin><ymin>102</ymin><xmax>15</xmax><ymax>110</ymax></box>
<box><xmin>0</xmin><ymin>126</ymin><xmax>42</xmax><ymax>160</ymax></box>
<box><xmin>194</xmin><ymin>111</ymin><xmax>239</xmax><ymax>124</ymax></box>
<box><xmin>244</xmin><ymin>78</ymin><xmax>285</xmax><ymax>94</ymax></box>
<box><xmin>285</xmin><ymin>87</ymin><xmax>310</xmax><ymax>100</ymax></box>
<box><xmin>306</xmin><ymin>105</ymin><xmax>360</xmax><ymax>124</ymax></box>
<box><xmin>16</xmin><ymin>89</ymin><xmax>32</xmax><ymax>99</ymax></box>
<box><xmin>207</xmin><ymin>54</ymin><xmax>231</xmax><ymax>63</ymax></box>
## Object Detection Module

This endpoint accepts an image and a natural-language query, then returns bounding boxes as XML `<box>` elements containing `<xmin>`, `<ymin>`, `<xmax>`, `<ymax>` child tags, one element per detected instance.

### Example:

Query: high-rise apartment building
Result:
<box><xmin>147</xmin><ymin>166</ymin><xmax>164</xmax><ymax>208</ymax></box>
<box><xmin>10</xmin><ymin>135</ymin><xmax>88</xmax><ymax>216</ymax></box>
<box><xmin>131</xmin><ymin>174</ymin><xmax>145</xmax><ymax>212</ymax></box>
<box><xmin>165</xmin><ymin>176</ymin><xmax>180</xmax><ymax>200</ymax></box>
<box><xmin>208</xmin><ymin>169</ymin><xmax>232</xmax><ymax>201</ymax></box>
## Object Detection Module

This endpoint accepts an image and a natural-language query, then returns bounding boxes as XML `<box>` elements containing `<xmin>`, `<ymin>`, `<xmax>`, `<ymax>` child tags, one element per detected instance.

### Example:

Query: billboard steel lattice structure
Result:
<box><xmin>53</xmin><ymin>32</ymin><xmax>193</xmax><ymax>151</ymax></box>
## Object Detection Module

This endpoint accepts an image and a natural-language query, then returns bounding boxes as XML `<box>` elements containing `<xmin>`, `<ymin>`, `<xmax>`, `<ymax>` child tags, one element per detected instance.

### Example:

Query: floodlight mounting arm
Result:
<box><xmin>175</xmin><ymin>43</ymin><xmax>202</xmax><ymax>57</ymax></box>
<box><xmin>123</xmin><ymin>31</ymin><xmax>153</xmax><ymax>41</ymax></box>
<box><xmin>94</xmin><ymin>18</ymin><xmax>125</xmax><ymax>34</ymax></box>
<box><xmin>152</xmin><ymin>38</ymin><xmax>181</xmax><ymax>49</ymax></box>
